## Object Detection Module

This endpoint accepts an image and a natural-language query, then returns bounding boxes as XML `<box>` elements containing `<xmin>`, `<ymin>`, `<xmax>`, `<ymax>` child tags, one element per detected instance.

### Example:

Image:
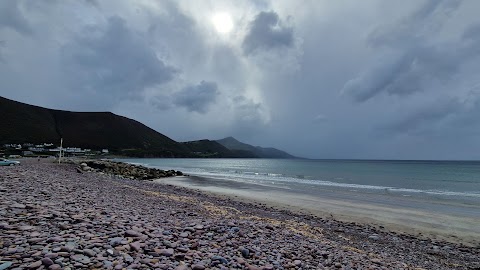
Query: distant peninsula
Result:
<box><xmin>0</xmin><ymin>96</ymin><xmax>296</xmax><ymax>158</ymax></box>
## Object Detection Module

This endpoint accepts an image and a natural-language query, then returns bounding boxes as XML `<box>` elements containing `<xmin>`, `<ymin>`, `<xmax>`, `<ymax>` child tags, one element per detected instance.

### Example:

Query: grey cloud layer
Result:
<box><xmin>173</xmin><ymin>81</ymin><xmax>219</xmax><ymax>113</ymax></box>
<box><xmin>1</xmin><ymin>0</ymin><xmax>480</xmax><ymax>159</ymax></box>
<box><xmin>62</xmin><ymin>16</ymin><xmax>177</xmax><ymax>98</ymax></box>
<box><xmin>342</xmin><ymin>0</ymin><xmax>479</xmax><ymax>102</ymax></box>
<box><xmin>242</xmin><ymin>11</ymin><xmax>294</xmax><ymax>55</ymax></box>
<box><xmin>0</xmin><ymin>1</ymin><xmax>32</xmax><ymax>35</ymax></box>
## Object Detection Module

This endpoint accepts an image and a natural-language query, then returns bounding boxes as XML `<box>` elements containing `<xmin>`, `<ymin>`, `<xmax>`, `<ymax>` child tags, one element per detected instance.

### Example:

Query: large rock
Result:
<box><xmin>125</xmin><ymin>230</ymin><xmax>143</xmax><ymax>237</ymax></box>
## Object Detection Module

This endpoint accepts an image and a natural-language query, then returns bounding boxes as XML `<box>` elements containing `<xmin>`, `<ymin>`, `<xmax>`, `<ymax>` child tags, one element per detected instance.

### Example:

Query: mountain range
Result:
<box><xmin>0</xmin><ymin>96</ymin><xmax>296</xmax><ymax>158</ymax></box>
<box><xmin>216</xmin><ymin>137</ymin><xmax>294</xmax><ymax>158</ymax></box>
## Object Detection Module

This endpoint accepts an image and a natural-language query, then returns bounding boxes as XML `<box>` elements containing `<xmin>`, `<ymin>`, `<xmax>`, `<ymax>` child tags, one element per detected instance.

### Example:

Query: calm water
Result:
<box><xmin>119</xmin><ymin>158</ymin><xmax>480</xmax><ymax>203</ymax></box>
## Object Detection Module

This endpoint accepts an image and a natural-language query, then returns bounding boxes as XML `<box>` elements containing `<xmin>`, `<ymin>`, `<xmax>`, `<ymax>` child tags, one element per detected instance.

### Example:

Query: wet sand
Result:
<box><xmin>159</xmin><ymin>175</ymin><xmax>480</xmax><ymax>247</ymax></box>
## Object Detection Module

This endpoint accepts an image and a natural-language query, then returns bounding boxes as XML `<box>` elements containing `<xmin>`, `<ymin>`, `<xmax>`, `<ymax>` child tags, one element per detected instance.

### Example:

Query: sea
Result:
<box><xmin>119</xmin><ymin>158</ymin><xmax>480</xmax><ymax>201</ymax></box>
<box><xmin>118</xmin><ymin>158</ymin><xmax>480</xmax><ymax>243</ymax></box>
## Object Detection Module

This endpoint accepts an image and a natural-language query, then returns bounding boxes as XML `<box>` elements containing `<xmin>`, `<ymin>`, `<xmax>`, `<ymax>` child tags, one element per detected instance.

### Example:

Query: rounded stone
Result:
<box><xmin>41</xmin><ymin>257</ymin><xmax>54</xmax><ymax>266</ymax></box>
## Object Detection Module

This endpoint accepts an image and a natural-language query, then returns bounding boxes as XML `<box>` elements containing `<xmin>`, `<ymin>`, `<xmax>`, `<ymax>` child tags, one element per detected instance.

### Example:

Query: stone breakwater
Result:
<box><xmin>77</xmin><ymin>160</ymin><xmax>183</xmax><ymax>180</ymax></box>
<box><xmin>0</xmin><ymin>164</ymin><xmax>479</xmax><ymax>270</ymax></box>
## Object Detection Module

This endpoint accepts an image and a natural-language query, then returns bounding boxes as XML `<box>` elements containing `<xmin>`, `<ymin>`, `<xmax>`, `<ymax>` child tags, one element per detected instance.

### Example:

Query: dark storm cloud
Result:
<box><xmin>462</xmin><ymin>23</ymin><xmax>480</xmax><ymax>53</ymax></box>
<box><xmin>61</xmin><ymin>16</ymin><xmax>177</xmax><ymax>99</ymax></box>
<box><xmin>367</xmin><ymin>0</ymin><xmax>461</xmax><ymax>49</ymax></box>
<box><xmin>359</xmin><ymin>14</ymin><xmax>480</xmax><ymax>136</ymax></box>
<box><xmin>84</xmin><ymin>0</ymin><xmax>100</xmax><ymax>7</ymax></box>
<box><xmin>0</xmin><ymin>1</ymin><xmax>32</xmax><ymax>35</ymax></box>
<box><xmin>384</xmin><ymin>97</ymin><xmax>463</xmax><ymax>134</ymax></box>
<box><xmin>173</xmin><ymin>81</ymin><xmax>219</xmax><ymax>113</ymax></box>
<box><xmin>342</xmin><ymin>46</ymin><xmax>459</xmax><ymax>102</ymax></box>
<box><xmin>0</xmin><ymin>40</ymin><xmax>5</xmax><ymax>62</ymax></box>
<box><xmin>147</xmin><ymin>1</ymin><xmax>196</xmax><ymax>39</ymax></box>
<box><xmin>341</xmin><ymin>0</ymin><xmax>472</xmax><ymax>102</ymax></box>
<box><xmin>242</xmin><ymin>11</ymin><xmax>294</xmax><ymax>55</ymax></box>
<box><xmin>381</xmin><ymin>89</ymin><xmax>480</xmax><ymax>140</ymax></box>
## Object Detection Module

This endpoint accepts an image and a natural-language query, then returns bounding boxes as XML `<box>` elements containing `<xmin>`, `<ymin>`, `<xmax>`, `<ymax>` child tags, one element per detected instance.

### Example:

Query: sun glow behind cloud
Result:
<box><xmin>3</xmin><ymin>0</ymin><xmax>480</xmax><ymax>159</ymax></box>
<box><xmin>211</xmin><ymin>12</ymin><xmax>234</xmax><ymax>34</ymax></box>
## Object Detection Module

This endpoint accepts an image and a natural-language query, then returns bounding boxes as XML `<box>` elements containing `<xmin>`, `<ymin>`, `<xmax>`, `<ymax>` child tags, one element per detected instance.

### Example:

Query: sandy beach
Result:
<box><xmin>0</xmin><ymin>162</ymin><xmax>479</xmax><ymax>269</ymax></box>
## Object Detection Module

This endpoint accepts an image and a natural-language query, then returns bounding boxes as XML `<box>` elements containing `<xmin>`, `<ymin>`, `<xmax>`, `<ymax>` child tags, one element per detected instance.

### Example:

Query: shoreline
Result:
<box><xmin>158</xmin><ymin>175</ymin><xmax>480</xmax><ymax>247</ymax></box>
<box><xmin>1</xmin><ymin>163</ymin><xmax>478</xmax><ymax>269</ymax></box>
<box><xmin>67</xmin><ymin>158</ymin><xmax>480</xmax><ymax>246</ymax></box>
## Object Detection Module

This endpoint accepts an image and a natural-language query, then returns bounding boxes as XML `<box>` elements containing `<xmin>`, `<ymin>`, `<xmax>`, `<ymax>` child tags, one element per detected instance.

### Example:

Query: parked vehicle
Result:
<box><xmin>0</xmin><ymin>158</ymin><xmax>20</xmax><ymax>166</ymax></box>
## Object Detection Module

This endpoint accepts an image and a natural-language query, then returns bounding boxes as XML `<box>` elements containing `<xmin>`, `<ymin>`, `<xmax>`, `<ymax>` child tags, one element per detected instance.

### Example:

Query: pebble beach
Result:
<box><xmin>0</xmin><ymin>162</ymin><xmax>479</xmax><ymax>270</ymax></box>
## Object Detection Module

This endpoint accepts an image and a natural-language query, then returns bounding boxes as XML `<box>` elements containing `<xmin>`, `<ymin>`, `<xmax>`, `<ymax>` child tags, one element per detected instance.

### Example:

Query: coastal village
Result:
<box><xmin>1</xmin><ymin>143</ymin><xmax>109</xmax><ymax>159</ymax></box>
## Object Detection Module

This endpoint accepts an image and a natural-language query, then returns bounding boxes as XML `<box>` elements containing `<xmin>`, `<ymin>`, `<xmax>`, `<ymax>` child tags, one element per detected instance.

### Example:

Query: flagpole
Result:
<box><xmin>58</xmin><ymin>138</ymin><xmax>63</xmax><ymax>164</ymax></box>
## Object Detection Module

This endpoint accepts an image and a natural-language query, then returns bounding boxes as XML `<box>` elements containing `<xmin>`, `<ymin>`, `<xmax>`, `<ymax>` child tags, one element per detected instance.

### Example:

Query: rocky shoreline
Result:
<box><xmin>0</xmin><ymin>162</ymin><xmax>479</xmax><ymax>269</ymax></box>
<box><xmin>76</xmin><ymin>160</ymin><xmax>184</xmax><ymax>180</ymax></box>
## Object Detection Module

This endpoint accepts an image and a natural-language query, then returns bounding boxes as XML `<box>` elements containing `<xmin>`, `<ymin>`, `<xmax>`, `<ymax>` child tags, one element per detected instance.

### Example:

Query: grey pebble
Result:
<box><xmin>0</xmin><ymin>262</ymin><xmax>13</xmax><ymax>270</ymax></box>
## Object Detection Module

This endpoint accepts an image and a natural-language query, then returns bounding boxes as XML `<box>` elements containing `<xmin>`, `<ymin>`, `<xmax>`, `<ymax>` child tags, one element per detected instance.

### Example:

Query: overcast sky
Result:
<box><xmin>1</xmin><ymin>0</ymin><xmax>480</xmax><ymax>159</ymax></box>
